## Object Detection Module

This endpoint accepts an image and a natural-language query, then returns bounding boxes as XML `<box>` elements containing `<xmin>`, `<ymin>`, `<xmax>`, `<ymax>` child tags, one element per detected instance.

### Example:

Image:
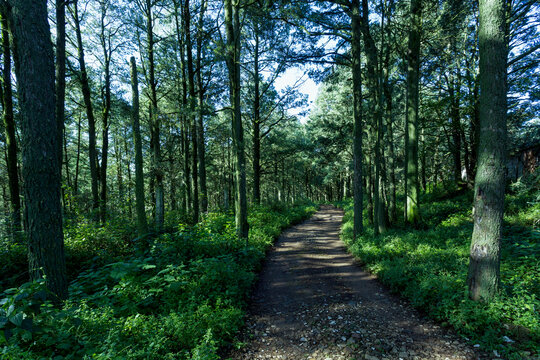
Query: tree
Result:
<box><xmin>71</xmin><ymin>0</ymin><xmax>100</xmax><ymax>217</ymax></box>
<box><xmin>1</xmin><ymin>9</ymin><xmax>21</xmax><ymax>233</ymax></box>
<box><xmin>467</xmin><ymin>0</ymin><xmax>508</xmax><ymax>302</ymax></box>
<box><xmin>56</xmin><ymin>0</ymin><xmax>67</xmax><ymax>173</ymax></box>
<box><xmin>360</xmin><ymin>0</ymin><xmax>386</xmax><ymax>235</ymax></box>
<box><xmin>404</xmin><ymin>0</ymin><xmax>422</xmax><ymax>225</ymax></box>
<box><xmin>141</xmin><ymin>0</ymin><xmax>164</xmax><ymax>231</ymax></box>
<box><xmin>196</xmin><ymin>0</ymin><xmax>208</xmax><ymax>214</ymax></box>
<box><xmin>131</xmin><ymin>56</ymin><xmax>148</xmax><ymax>236</ymax></box>
<box><xmin>225</xmin><ymin>0</ymin><xmax>249</xmax><ymax>239</ymax></box>
<box><xmin>8</xmin><ymin>0</ymin><xmax>68</xmax><ymax>299</ymax></box>
<box><xmin>351</xmin><ymin>0</ymin><xmax>363</xmax><ymax>238</ymax></box>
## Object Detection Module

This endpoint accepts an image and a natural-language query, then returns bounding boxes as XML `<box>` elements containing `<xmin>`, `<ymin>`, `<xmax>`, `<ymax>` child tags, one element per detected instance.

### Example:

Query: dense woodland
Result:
<box><xmin>0</xmin><ymin>0</ymin><xmax>538</xmax><ymax>358</ymax></box>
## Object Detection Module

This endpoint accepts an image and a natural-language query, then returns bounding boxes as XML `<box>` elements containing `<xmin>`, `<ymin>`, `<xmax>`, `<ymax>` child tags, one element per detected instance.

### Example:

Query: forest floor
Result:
<box><xmin>228</xmin><ymin>205</ymin><xmax>488</xmax><ymax>360</ymax></box>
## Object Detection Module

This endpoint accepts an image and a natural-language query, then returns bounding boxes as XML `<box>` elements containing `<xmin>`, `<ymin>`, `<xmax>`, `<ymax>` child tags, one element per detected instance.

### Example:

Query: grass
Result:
<box><xmin>0</xmin><ymin>201</ymin><xmax>317</xmax><ymax>359</ymax></box>
<box><xmin>337</xmin><ymin>182</ymin><xmax>539</xmax><ymax>359</ymax></box>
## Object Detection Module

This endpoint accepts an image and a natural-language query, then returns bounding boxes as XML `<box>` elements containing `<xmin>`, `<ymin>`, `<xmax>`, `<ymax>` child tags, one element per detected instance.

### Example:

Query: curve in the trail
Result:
<box><xmin>229</xmin><ymin>205</ymin><xmax>486</xmax><ymax>360</ymax></box>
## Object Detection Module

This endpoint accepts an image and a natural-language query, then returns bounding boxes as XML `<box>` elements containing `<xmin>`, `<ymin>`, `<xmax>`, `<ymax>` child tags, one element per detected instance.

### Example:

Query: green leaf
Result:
<box><xmin>0</xmin><ymin>316</ymin><xmax>7</xmax><ymax>328</ymax></box>
<box><xmin>9</xmin><ymin>313</ymin><xmax>23</xmax><ymax>327</ymax></box>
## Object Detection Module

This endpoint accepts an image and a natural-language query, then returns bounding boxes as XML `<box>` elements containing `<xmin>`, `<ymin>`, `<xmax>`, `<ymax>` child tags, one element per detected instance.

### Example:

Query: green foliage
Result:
<box><xmin>339</xmin><ymin>191</ymin><xmax>539</xmax><ymax>359</ymax></box>
<box><xmin>0</xmin><ymin>202</ymin><xmax>316</xmax><ymax>359</ymax></box>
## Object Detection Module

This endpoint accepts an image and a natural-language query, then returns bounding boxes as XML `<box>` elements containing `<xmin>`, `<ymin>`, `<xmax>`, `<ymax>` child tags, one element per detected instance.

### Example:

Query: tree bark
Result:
<box><xmin>360</xmin><ymin>0</ymin><xmax>386</xmax><ymax>235</ymax></box>
<box><xmin>183</xmin><ymin>0</ymin><xmax>199</xmax><ymax>223</ymax></box>
<box><xmin>145</xmin><ymin>0</ymin><xmax>164</xmax><ymax>231</ymax></box>
<box><xmin>72</xmin><ymin>0</ymin><xmax>99</xmax><ymax>216</ymax></box>
<box><xmin>225</xmin><ymin>0</ymin><xmax>249</xmax><ymax>240</ymax></box>
<box><xmin>99</xmin><ymin>1</ymin><xmax>111</xmax><ymax>223</ymax></box>
<box><xmin>196</xmin><ymin>0</ymin><xmax>208</xmax><ymax>213</ymax></box>
<box><xmin>467</xmin><ymin>0</ymin><xmax>508</xmax><ymax>302</ymax></box>
<box><xmin>351</xmin><ymin>0</ymin><xmax>363</xmax><ymax>238</ymax></box>
<box><xmin>9</xmin><ymin>0</ymin><xmax>68</xmax><ymax>300</ymax></box>
<box><xmin>252</xmin><ymin>22</ymin><xmax>262</xmax><ymax>205</ymax></box>
<box><xmin>130</xmin><ymin>56</ymin><xmax>148</xmax><ymax>236</ymax></box>
<box><xmin>1</xmin><ymin>12</ymin><xmax>21</xmax><ymax>233</ymax></box>
<box><xmin>405</xmin><ymin>0</ymin><xmax>421</xmax><ymax>225</ymax></box>
<box><xmin>56</xmin><ymin>0</ymin><xmax>66</xmax><ymax>176</ymax></box>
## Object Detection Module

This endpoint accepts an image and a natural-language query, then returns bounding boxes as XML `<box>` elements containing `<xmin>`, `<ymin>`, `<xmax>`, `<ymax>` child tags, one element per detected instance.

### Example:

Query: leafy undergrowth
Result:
<box><xmin>338</xmin><ymin>184</ymin><xmax>539</xmax><ymax>359</ymax></box>
<box><xmin>0</xmin><ymin>202</ymin><xmax>316</xmax><ymax>359</ymax></box>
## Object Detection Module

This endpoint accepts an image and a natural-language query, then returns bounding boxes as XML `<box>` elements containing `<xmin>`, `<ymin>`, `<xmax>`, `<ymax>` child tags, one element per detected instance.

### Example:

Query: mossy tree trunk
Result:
<box><xmin>9</xmin><ymin>0</ymin><xmax>68</xmax><ymax>300</ymax></box>
<box><xmin>467</xmin><ymin>0</ymin><xmax>508</xmax><ymax>303</ymax></box>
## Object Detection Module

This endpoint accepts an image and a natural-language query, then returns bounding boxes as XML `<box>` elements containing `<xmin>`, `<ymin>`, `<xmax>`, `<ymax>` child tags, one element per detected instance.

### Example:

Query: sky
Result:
<box><xmin>273</xmin><ymin>67</ymin><xmax>320</xmax><ymax>124</ymax></box>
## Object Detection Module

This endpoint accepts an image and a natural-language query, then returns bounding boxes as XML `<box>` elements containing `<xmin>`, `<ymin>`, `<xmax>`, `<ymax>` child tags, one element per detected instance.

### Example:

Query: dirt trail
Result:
<box><xmin>229</xmin><ymin>206</ymin><xmax>486</xmax><ymax>360</ymax></box>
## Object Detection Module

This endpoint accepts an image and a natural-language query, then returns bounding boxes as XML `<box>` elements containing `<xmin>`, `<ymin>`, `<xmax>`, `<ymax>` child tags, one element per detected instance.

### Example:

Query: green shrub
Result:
<box><xmin>0</xmin><ymin>201</ymin><xmax>316</xmax><ymax>359</ymax></box>
<box><xmin>339</xmin><ymin>192</ymin><xmax>539</xmax><ymax>359</ymax></box>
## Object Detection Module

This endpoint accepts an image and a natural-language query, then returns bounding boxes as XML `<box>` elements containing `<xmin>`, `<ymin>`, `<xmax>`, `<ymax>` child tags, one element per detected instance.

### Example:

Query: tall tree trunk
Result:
<box><xmin>130</xmin><ymin>56</ymin><xmax>148</xmax><ymax>236</ymax></box>
<box><xmin>225</xmin><ymin>0</ymin><xmax>249</xmax><ymax>240</ymax></box>
<box><xmin>252</xmin><ymin>23</ymin><xmax>262</xmax><ymax>205</ymax></box>
<box><xmin>351</xmin><ymin>0</ymin><xmax>363</xmax><ymax>238</ymax></box>
<box><xmin>72</xmin><ymin>0</ymin><xmax>99</xmax><ymax>216</ymax></box>
<box><xmin>99</xmin><ymin>3</ymin><xmax>111</xmax><ymax>223</ymax></box>
<box><xmin>467</xmin><ymin>0</ymin><xmax>508</xmax><ymax>302</ymax></box>
<box><xmin>114</xmin><ymin>136</ymin><xmax>124</xmax><ymax>216</ymax></box>
<box><xmin>1</xmin><ymin>12</ymin><xmax>21</xmax><ymax>233</ymax></box>
<box><xmin>74</xmin><ymin>114</ymin><xmax>82</xmax><ymax>195</ymax></box>
<box><xmin>405</xmin><ymin>0</ymin><xmax>422</xmax><ymax>225</ymax></box>
<box><xmin>9</xmin><ymin>0</ymin><xmax>68</xmax><ymax>300</ymax></box>
<box><xmin>196</xmin><ymin>0</ymin><xmax>208</xmax><ymax>213</ymax></box>
<box><xmin>448</xmin><ymin>69</ymin><xmax>462</xmax><ymax>183</ymax></box>
<box><xmin>183</xmin><ymin>0</ymin><xmax>199</xmax><ymax>223</ymax></box>
<box><xmin>56</xmin><ymin>0</ymin><xmax>66</xmax><ymax>175</ymax></box>
<box><xmin>123</xmin><ymin>129</ymin><xmax>133</xmax><ymax>219</ymax></box>
<box><xmin>146</xmin><ymin>0</ymin><xmax>164</xmax><ymax>231</ymax></box>
<box><xmin>361</xmin><ymin>0</ymin><xmax>385</xmax><ymax>235</ymax></box>
<box><xmin>173</xmin><ymin>0</ymin><xmax>190</xmax><ymax>216</ymax></box>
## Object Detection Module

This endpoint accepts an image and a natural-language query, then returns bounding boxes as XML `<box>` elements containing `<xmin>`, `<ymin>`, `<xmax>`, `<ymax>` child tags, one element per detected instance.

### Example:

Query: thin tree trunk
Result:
<box><xmin>74</xmin><ymin>114</ymin><xmax>82</xmax><ymax>195</ymax></box>
<box><xmin>99</xmin><ymin>3</ymin><xmax>111</xmax><ymax>223</ymax></box>
<box><xmin>449</xmin><ymin>76</ymin><xmax>462</xmax><ymax>183</ymax></box>
<box><xmin>9</xmin><ymin>0</ymin><xmax>68</xmax><ymax>300</ymax></box>
<box><xmin>130</xmin><ymin>56</ymin><xmax>148</xmax><ymax>236</ymax></box>
<box><xmin>351</xmin><ymin>0</ymin><xmax>363</xmax><ymax>238</ymax></box>
<box><xmin>467</xmin><ymin>0</ymin><xmax>508</xmax><ymax>302</ymax></box>
<box><xmin>145</xmin><ymin>0</ymin><xmax>164</xmax><ymax>231</ymax></box>
<box><xmin>72</xmin><ymin>0</ymin><xmax>99</xmax><ymax>216</ymax></box>
<box><xmin>196</xmin><ymin>0</ymin><xmax>208</xmax><ymax>213</ymax></box>
<box><xmin>1</xmin><ymin>13</ymin><xmax>21</xmax><ymax>232</ymax></box>
<box><xmin>361</xmin><ymin>0</ymin><xmax>385</xmax><ymax>235</ymax></box>
<box><xmin>183</xmin><ymin>0</ymin><xmax>199</xmax><ymax>223</ymax></box>
<box><xmin>225</xmin><ymin>0</ymin><xmax>249</xmax><ymax>240</ymax></box>
<box><xmin>56</xmin><ymin>0</ymin><xmax>66</xmax><ymax>173</ymax></box>
<box><xmin>252</xmin><ymin>22</ymin><xmax>262</xmax><ymax>205</ymax></box>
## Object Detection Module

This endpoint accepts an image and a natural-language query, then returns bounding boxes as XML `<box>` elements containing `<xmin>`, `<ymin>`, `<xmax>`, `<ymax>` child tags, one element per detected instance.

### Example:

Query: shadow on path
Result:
<box><xmin>229</xmin><ymin>206</ymin><xmax>485</xmax><ymax>360</ymax></box>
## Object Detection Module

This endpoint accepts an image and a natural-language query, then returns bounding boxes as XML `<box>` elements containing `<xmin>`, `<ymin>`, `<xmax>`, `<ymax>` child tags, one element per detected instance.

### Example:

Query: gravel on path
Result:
<box><xmin>228</xmin><ymin>206</ymin><xmax>489</xmax><ymax>360</ymax></box>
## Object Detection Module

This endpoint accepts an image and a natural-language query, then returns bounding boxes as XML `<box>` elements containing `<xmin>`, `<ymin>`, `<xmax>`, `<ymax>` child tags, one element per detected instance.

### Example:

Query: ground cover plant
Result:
<box><xmin>338</xmin><ymin>179</ymin><xmax>539</xmax><ymax>359</ymax></box>
<box><xmin>0</xmin><ymin>202</ymin><xmax>316</xmax><ymax>359</ymax></box>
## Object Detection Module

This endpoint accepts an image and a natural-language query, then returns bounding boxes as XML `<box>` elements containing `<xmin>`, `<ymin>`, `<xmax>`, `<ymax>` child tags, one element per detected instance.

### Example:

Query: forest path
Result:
<box><xmin>228</xmin><ymin>205</ymin><xmax>486</xmax><ymax>360</ymax></box>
